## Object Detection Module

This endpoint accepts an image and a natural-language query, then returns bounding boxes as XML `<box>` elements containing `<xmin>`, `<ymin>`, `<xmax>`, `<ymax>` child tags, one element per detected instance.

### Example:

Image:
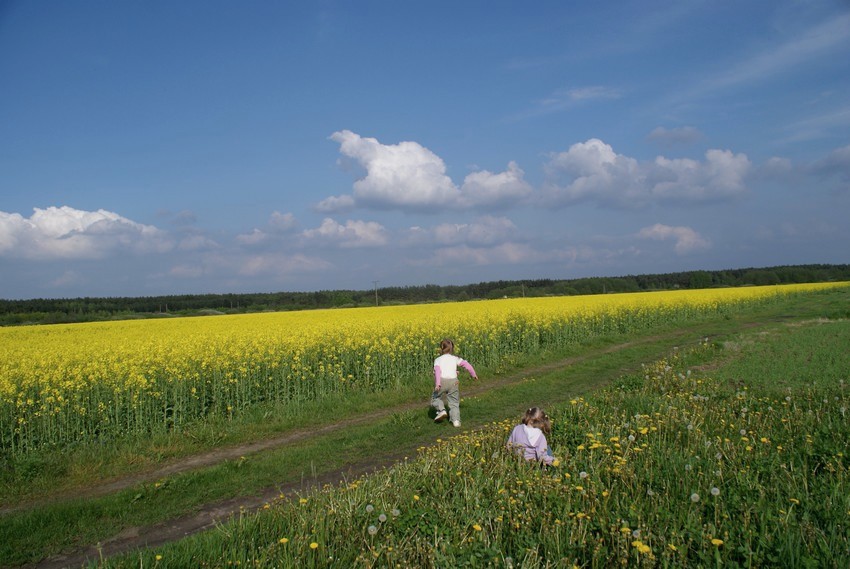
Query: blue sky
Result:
<box><xmin>1</xmin><ymin>1</ymin><xmax>849</xmax><ymax>300</ymax></box>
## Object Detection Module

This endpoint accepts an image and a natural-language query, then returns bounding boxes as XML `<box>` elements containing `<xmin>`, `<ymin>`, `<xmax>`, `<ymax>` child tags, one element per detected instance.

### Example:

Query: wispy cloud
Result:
<box><xmin>512</xmin><ymin>86</ymin><xmax>622</xmax><ymax>120</ymax></box>
<box><xmin>693</xmin><ymin>13</ymin><xmax>850</xmax><ymax>96</ymax></box>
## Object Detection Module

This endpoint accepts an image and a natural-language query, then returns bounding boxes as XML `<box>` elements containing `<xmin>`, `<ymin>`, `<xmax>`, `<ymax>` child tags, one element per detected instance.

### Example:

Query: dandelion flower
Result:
<box><xmin>367</xmin><ymin>525</ymin><xmax>378</xmax><ymax>535</ymax></box>
<box><xmin>711</xmin><ymin>538</ymin><xmax>724</xmax><ymax>546</ymax></box>
<box><xmin>579</xmin><ymin>471</ymin><xmax>588</xmax><ymax>479</ymax></box>
<box><xmin>155</xmin><ymin>555</ymin><xmax>163</xmax><ymax>561</ymax></box>
<box><xmin>690</xmin><ymin>493</ymin><xmax>700</xmax><ymax>502</ymax></box>
<box><xmin>378</xmin><ymin>513</ymin><xmax>387</xmax><ymax>523</ymax></box>
<box><xmin>413</xmin><ymin>495</ymin><xmax>420</xmax><ymax>501</ymax></box>
<box><xmin>391</xmin><ymin>508</ymin><xmax>400</xmax><ymax>517</ymax></box>
<box><xmin>473</xmin><ymin>524</ymin><xmax>482</xmax><ymax>531</ymax></box>
<box><xmin>711</xmin><ymin>487</ymin><xmax>720</xmax><ymax>496</ymax></box>
<box><xmin>279</xmin><ymin>538</ymin><xmax>289</xmax><ymax>544</ymax></box>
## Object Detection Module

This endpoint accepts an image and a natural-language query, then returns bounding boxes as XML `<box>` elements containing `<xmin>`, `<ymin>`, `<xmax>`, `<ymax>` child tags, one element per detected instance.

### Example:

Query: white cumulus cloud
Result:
<box><xmin>326</xmin><ymin>130</ymin><xmax>531</xmax><ymax>212</ymax></box>
<box><xmin>543</xmin><ymin>139</ymin><xmax>751</xmax><ymax>208</ymax></box>
<box><xmin>0</xmin><ymin>206</ymin><xmax>171</xmax><ymax>260</ymax></box>
<box><xmin>636</xmin><ymin>223</ymin><xmax>711</xmax><ymax>254</ymax></box>
<box><xmin>301</xmin><ymin>218</ymin><xmax>388</xmax><ymax>248</ymax></box>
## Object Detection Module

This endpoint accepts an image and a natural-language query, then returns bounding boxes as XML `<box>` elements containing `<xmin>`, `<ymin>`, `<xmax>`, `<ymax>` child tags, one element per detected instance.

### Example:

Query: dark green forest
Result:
<box><xmin>1</xmin><ymin>264</ymin><xmax>847</xmax><ymax>326</ymax></box>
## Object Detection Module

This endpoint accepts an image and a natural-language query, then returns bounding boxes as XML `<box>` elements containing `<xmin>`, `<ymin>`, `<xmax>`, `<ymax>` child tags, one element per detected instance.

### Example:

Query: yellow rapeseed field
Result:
<box><xmin>0</xmin><ymin>283</ymin><xmax>844</xmax><ymax>455</ymax></box>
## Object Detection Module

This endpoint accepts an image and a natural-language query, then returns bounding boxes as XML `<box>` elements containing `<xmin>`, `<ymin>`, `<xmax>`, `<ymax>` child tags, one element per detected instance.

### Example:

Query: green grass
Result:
<box><xmin>99</xmin><ymin>314</ymin><xmax>850</xmax><ymax>568</ymax></box>
<box><xmin>0</xmin><ymin>288</ymin><xmax>847</xmax><ymax>567</ymax></box>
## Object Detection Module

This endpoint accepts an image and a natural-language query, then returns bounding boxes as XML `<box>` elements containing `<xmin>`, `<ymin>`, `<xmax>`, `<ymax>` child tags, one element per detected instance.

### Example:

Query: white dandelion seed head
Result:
<box><xmin>685</xmin><ymin>464</ymin><xmax>692</xmax><ymax>471</ymax></box>
<box><xmin>740</xmin><ymin>429</ymin><xmax>747</xmax><ymax>436</ymax></box>
<box><xmin>391</xmin><ymin>508</ymin><xmax>400</xmax><ymax>517</ymax></box>
<box><xmin>632</xmin><ymin>529</ymin><xmax>641</xmax><ymax>538</ymax></box>
<box><xmin>378</xmin><ymin>513</ymin><xmax>387</xmax><ymax>523</ymax></box>
<box><xmin>716</xmin><ymin>453</ymin><xmax>723</xmax><ymax>461</ymax></box>
<box><xmin>579</xmin><ymin>471</ymin><xmax>588</xmax><ymax>479</ymax></box>
<box><xmin>711</xmin><ymin>487</ymin><xmax>720</xmax><ymax>496</ymax></box>
<box><xmin>690</xmin><ymin>493</ymin><xmax>700</xmax><ymax>502</ymax></box>
<box><xmin>366</xmin><ymin>504</ymin><xmax>374</xmax><ymax>513</ymax></box>
<box><xmin>628</xmin><ymin>435</ymin><xmax>636</xmax><ymax>442</ymax></box>
<box><xmin>367</xmin><ymin>525</ymin><xmax>378</xmax><ymax>535</ymax></box>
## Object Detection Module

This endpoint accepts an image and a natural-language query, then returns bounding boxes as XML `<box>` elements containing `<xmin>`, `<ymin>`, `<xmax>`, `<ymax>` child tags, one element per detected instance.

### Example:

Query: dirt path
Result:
<box><xmin>23</xmin><ymin>329</ymin><xmax>703</xmax><ymax>569</ymax></box>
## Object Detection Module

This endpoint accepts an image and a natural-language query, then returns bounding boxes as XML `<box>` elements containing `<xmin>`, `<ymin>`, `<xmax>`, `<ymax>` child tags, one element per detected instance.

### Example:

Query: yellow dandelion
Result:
<box><xmin>473</xmin><ymin>524</ymin><xmax>482</xmax><ymax>531</ymax></box>
<box><xmin>711</xmin><ymin>538</ymin><xmax>724</xmax><ymax>546</ymax></box>
<box><xmin>310</xmin><ymin>542</ymin><xmax>319</xmax><ymax>550</ymax></box>
<box><xmin>279</xmin><ymin>538</ymin><xmax>289</xmax><ymax>544</ymax></box>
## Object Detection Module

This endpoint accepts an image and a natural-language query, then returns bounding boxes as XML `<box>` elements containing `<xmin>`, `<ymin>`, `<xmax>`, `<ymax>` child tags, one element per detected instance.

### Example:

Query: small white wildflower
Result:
<box><xmin>684</xmin><ymin>464</ymin><xmax>692</xmax><ymax>472</ymax></box>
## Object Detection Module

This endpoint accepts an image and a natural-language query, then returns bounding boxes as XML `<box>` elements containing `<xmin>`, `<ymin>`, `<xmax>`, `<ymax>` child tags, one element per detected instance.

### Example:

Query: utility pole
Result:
<box><xmin>372</xmin><ymin>280</ymin><xmax>379</xmax><ymax>306</ymax></box>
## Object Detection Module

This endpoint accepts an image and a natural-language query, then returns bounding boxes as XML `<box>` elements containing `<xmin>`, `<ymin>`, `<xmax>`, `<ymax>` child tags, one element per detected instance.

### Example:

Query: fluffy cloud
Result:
<box><xmin>0</xmin><ymin>206</ymin><xmax>171</xmax><ymax>260</ymax></box>
<box><xmin>314</xmin><ymin>194</ymin><xmax>356</xmax><ymax>214</ymax></box>
<box><xmin>301</xmin><ymin>218</ymin><xmax>388</xmax><ymax>248</ymax></box>
<box><xmin>636</xmin><ymin>223</ymin><xmax>711</xmax><ymax>254</ymax></box>
<box><xmin>236</xmin><ymin>211</ymin><xmax>299</xmax><ymax>246</ymax></box>
<box><xmin>543</xmin><ymin>139</ymin><xmax>750</xmax><ymax>208</ymax></box>
<box><xmin>325</xmin><ymin>130</ymin><xmax>531</xmax><ymax>212</ymax></box>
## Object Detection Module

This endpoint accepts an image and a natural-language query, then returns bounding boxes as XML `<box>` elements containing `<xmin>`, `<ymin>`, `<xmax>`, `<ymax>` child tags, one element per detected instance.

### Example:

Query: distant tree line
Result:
<box><xmin>1</xmin><ymin>264</ymin><xmax>847</xmax><ymax>326</ymax></box>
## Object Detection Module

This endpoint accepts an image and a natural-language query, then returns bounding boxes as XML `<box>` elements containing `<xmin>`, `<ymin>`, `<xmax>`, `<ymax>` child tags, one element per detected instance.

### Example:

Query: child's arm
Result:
<box><xmin>434</xmin><ymin>365</ymin><xmax>442</xmax><ymax>390</ymax></box>
<box><xmin>459</xmin><ymin>359</ymin><xmax>478</xmax><ymax>379</ymax></box>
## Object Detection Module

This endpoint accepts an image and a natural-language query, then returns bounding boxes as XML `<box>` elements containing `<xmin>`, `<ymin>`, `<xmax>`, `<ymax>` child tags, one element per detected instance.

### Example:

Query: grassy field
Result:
<box><xmin>98</xmin><ymin>295</ymin><xmax>849</xmax><ymax>568</ymax></box>
<box><xmin>0</xmin><ymin>286</ymin><xmax>847</xmax><ymax>567</ymax></box>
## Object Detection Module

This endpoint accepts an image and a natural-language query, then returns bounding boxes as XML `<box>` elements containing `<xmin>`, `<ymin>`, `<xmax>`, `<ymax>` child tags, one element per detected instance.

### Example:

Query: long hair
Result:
<box><xmin>521</xmin><ymin>407</ymin><xmax>551</xmax><ymax>435</ymax></box>
<box><xmin>440</xmin><ymin>338</ymin><xmax>455</xmax><ymax>355</ymax></box>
